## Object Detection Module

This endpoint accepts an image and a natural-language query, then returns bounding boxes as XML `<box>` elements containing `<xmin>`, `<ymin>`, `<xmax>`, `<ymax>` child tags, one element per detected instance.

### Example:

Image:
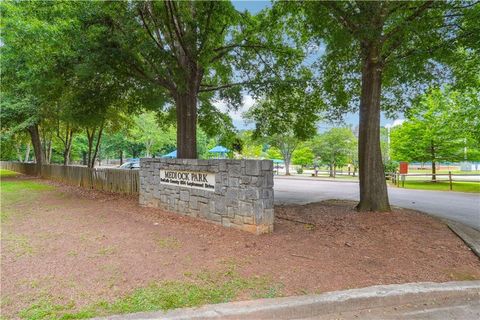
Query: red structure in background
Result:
<box><xmin>399</xmin><ymin>161</ymin><xmax>408</xmax><ymax>174</ymax></box>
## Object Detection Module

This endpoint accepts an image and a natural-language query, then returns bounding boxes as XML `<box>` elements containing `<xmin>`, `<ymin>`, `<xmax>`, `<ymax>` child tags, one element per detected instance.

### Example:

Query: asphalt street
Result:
<box><xmin>274</xmin><ymin>177</ymin><xmax>480</xmax><ymax>231</ymax></box>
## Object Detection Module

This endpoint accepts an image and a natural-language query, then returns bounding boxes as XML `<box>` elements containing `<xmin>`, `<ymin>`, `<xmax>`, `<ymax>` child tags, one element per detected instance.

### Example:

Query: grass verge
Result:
<box><xmin>18</xmin><ymin>268</ymin><xmax>282</xmax><ymax>320</ymax></box>
<box><xmin>395</xmin><ymin>181</ymin><xmax>480</xmax><ymax>193</ymax></box>
<box><xmin>0</xmin><ymin>169</ymin><xmax>19</xmax><ymax>178</ymax></box>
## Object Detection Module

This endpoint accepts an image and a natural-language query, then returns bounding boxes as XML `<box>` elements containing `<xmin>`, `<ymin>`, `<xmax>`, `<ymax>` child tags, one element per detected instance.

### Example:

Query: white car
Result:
<box><xmin>118</xmin><ymin>162</ymin><xmax>140</xmax><ymax>170</ymax></box>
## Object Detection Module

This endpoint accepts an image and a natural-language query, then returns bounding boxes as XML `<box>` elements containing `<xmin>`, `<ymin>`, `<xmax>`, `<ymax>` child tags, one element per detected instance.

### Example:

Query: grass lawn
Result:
<box><xmin>0</xmin><ymin>169</ymin><xmax>19</xmax><ymax>178</ymax></box>
<box><xmin>396</xmin><ymin>180</ymin><xmax>480</xmax><ymax>193</ymax></box>
<box><xmin>18</xmin><ymin>267</ymin><xmax>276</xmax><ymax>320</ymax></box>
<box><xmin>1</xmin><ymin>170</ymin><xmax>55</xmax><ymax>222</ymax></box>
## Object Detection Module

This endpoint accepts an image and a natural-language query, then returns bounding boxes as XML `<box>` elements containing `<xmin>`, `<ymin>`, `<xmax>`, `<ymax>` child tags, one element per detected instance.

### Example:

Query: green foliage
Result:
<box><xmin>383</xmin><ymin>160</ymin><xmax>399</xmax><ymax>174</ymax></box>
<box><xmin>290</xmin><ymin>1</ymin><xmax>479</xmax><ymax>117</ymax></box>
<box><xmin>129</xmin><ymin>112</ymin><xmax>171</xmax><ymax>157</ymax></box>
<box><xmin>292</xmin><ymin>147</ymin><xmax>314</xmax><ymax>167</ymax></box>
<box><xmin>391</xmin><ymin>88</ymin><xmax>480</xmax><ymax>164</ymax></box>
<box><xmin>266</xmin><ymin>147</ymin><xmax>282</xmax><ymax>160</ymax></box>
<box><xmin>238</xmin><ymin>131</ymin><xmax>263</xmax><ymax>159</ymax></box>
<box><xmin>245</xmin><ymin>86</ymin><xmax>320</xmax><ymax>173</ymax></box>
<box><xmin>311</xmin><ymin>128</ymin><xmax>356</xmax><ymax>170</ymax></box>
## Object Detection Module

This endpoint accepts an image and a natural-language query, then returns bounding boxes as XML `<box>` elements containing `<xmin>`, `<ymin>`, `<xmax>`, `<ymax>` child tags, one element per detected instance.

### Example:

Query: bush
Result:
<box><xmin>384</xmin><ymin>160</ymin><xmax>399</xmax><ymax>173</ymax></box>
<box><xmin>296</xmin><ymin>167</ymin><xmax>303</xmax><ymax>174</ymax></box>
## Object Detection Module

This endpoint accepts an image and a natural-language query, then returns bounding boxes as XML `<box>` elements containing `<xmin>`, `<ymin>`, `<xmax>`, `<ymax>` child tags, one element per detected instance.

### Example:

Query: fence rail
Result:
<box><xmin>389</xmin><ymin>171</ymin><xmax>480</xmax><ymax>190</ymax></box>
<box><xmin>0</xmin><ymin>161</ymin><xmax>139</xmax><ymax>195</ymax></box>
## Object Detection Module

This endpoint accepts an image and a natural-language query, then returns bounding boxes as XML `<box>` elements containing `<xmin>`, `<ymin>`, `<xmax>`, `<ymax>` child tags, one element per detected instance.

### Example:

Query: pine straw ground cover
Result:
<box><xmin>1</xmin><ymin>171</ymin><xmax>479</xmax><ymax>319</ymax></box>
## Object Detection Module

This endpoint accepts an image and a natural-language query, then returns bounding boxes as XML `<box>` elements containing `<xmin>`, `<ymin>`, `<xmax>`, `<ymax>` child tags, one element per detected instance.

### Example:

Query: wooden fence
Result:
<box><xmin>0</xmin><ymin>161</ymin><xmax>139</xmax><ymax>195</ymax></box>
<box><xmin>390</xmin><ymin>171</ymin><xmax>480</xmax><ymax>190</ymax></box>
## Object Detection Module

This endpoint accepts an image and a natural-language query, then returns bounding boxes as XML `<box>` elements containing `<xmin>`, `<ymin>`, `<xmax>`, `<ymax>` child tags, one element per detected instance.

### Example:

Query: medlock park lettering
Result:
<box><xmin>160</xmin><ymin>169</ymin><xmax>215</xmax><ymax>191</ymax></box>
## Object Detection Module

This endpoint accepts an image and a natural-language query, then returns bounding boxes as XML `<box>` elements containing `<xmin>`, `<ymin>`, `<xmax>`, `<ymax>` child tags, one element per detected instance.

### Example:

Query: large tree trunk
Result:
<box><xmin>356</xmin><ymin>45</ymin><xmax>391</xmax><ymax>212</ymax></box>
<box><xmin>175</xmin><ymin>92</ymin><xmax>197</xmax><ymax>159</ymax></box>
<box><xmin>27</xmin><ymin>124</ymin><xmax>44</xmax><ymax>173</ymax></box>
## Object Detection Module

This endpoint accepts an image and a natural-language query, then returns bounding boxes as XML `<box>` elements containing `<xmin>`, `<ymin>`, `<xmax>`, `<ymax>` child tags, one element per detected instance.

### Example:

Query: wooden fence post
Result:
<box><xmin>449</xmin><ymin>171</ymin><xmax>452</xmax><ymax>191</ymax></box>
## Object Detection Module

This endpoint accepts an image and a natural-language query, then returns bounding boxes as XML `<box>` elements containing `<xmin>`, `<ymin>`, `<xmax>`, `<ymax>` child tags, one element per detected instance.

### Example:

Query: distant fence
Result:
<box><xmin>0</xmin><ymin>161</ymin><xmax>139</xmax><ymax>195</ymax></box>
<box><xmin>390</xmin><ymin>171</ymin><xmax>480</xmax><ymax>191</ymax></box>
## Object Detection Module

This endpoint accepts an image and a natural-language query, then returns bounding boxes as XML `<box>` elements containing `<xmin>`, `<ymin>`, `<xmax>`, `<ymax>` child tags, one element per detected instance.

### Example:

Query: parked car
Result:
<box><xmin>118</xmin><ymin>161</ymin><xmax>140</xmax><ymax>170</ymax></box>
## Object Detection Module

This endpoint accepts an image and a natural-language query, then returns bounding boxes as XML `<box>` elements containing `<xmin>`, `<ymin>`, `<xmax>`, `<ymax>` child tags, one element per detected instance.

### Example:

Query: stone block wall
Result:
<box><xmin>139</xmin><ymin>158</ymin><xmax>274</xmax><ymax>234</ymax></box>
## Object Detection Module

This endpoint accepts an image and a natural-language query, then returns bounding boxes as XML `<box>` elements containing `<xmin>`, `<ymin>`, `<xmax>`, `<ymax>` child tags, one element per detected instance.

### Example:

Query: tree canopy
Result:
<box><xmin>391</xmin><ymin>87</ymin><xmax>480</xmax><ymax>180</ymax></box>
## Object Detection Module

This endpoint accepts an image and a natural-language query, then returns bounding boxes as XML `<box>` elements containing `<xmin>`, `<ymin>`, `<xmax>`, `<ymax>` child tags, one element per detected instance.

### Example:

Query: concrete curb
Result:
<box><xmin>95</xmin><ymin>281</ymin><xmax>480</xmax><ymax>320</ymax></box>
<box><xmin>446</xmin><ymin>220</ymin><xmax>480</xmax><ymax>258</ymax></box>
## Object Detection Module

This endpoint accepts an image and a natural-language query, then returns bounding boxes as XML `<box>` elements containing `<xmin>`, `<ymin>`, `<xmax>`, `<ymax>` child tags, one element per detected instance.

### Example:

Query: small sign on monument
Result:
<box><xmin>160</xmin><ymin>169</ymin><xmax>215</xmax><ymax>191</ymax></box>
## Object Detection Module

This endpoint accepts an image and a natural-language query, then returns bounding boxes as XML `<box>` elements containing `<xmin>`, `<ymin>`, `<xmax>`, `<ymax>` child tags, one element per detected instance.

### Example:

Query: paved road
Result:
<box><xmin>274</xmin><ymin>177</ymin><xmax>480</xmax><ymax>231</ymax></box>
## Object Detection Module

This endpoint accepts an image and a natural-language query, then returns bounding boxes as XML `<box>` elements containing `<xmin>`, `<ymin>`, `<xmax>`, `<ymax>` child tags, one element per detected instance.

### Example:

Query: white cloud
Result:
<box><xmin>213</xmin><ymin>94</ymin><xmax>256</xmax><ymax>129</ymax></box>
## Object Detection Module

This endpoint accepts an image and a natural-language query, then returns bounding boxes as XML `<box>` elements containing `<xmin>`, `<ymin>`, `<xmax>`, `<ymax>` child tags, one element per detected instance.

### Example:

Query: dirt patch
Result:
<box><xmin>1</xmin><ymin>177</ymin><xmax>479</xmax><ymax>318</ymax></box>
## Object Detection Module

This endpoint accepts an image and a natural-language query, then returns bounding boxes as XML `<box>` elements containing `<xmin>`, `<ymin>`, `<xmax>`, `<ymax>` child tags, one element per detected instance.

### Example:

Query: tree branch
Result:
<box><xmin>321</xmin><ymin>2</ymin><xmax>359</xmax><ymax>37</ymax></box>
<box><xmin>381</xmin><ymin>1</ymin><xmax>434</xmax><ymax>43</ymax></box>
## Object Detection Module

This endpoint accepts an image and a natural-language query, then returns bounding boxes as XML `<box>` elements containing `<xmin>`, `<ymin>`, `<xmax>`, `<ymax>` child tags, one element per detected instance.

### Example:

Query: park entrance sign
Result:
<box><xmin>160</xmin><ymin>169</ymin><xmax>215</xmax><ymax>191</ymax></box>
<box><xmin>140</xmin><ymin>159</ymin><xmax>274</xmax><ymax>234</ymax></box>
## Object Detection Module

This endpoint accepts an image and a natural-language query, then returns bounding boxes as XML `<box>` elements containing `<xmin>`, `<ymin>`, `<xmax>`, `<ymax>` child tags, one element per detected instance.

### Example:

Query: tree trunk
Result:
<box><xmin>60</xmin><ymin>128</ymin><xmax>74</xmax><ymax>166</ymax></box>
<box><xmin>41</xmin><ymin>131</ymin><xmax>52</xmax><ymax>165</ymax></box>
<box><xmin>46</xmin><ymin>141</ymin><xmax>52</xmax><ymax>164</ymax></box>
<box><xmin>15</xmin><ymin>143</ymin><xmax>23</xmax><ymax>162</ymax></box>
<box><xmin>431</xmin><ymin>160</ymin><xmax>436</xmax><ymax>182</ymax></box>
<box><xmin>86</xmin><ymin>128</ymin><xmax>95</xmax><ymax>168</ymax></box>
<box><xmin>27</xmin><ymin>124</ymin><xmax>43</xmax><ymax>173</ymax></box>
<box><xmin>90</xmin><ymin>124</ymin><xmax>104</xmax><ymax>168</ymax></box>
<box><xmin>119</xmin><ymin>150</ymin><xmax>124</xmax><ymax>165</ymax></box>
<box><xmin>431</xmin><ymin>140</ymin><xmax>436</xmax><ymax>182</ymax></box>
<box><xmin>145</xmin><ymin>141</ymin><xmax>151</xmax><ymax>158</ymax></box>
<box><xmin>63</xmin><ymin>129</ymin><xmax>74</xmax><ymax>166</ymax></box>
<box><xmin>24</xmin><ymin>142</ymin><xmax>31</xmax><ymax>162</ymax></box>
<box><xmin>356</xmin><ymin>45</ymin><xmax>391</xmax><ymax>212</ymax></box>
<box><xmin>329</xmin><ymin>164</ymin><xmax>334</xmax><ymax>177</ymax></box>
<box><xmin>175</xmin><ymin>92</ymin><xmax>197</xmax><ymax>159</ymax></box>
<box><xmin>284</xmin><ymin>155</ymin><xmax>291</xmax><ymax>175</ymax></box>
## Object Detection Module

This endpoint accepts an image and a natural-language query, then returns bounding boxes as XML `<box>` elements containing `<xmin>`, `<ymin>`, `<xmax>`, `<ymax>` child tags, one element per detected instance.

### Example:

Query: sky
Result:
<box><xmin>222</xmin><ymin>1</ymin><xmax>403</xmax><ymax>130</ymax></box>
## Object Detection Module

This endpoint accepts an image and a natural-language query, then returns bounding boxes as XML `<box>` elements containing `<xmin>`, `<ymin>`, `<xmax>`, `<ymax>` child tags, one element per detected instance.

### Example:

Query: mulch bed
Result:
<box><xmin>2</xmin><ymin>178</ymin><xmax>479</xmax><ymax>318</ymax></box>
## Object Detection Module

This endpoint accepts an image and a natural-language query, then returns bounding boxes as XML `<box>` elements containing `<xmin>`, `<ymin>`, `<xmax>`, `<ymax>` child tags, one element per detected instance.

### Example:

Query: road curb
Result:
<box><xmin>95</xmin><ymin>281</ymin><xmax>480</xmax><ymax>320</ymax></box>
<box><xmin>446</xmin><ymin>220</ymin><xmax>480</xmax><ymax>258</ymax></box>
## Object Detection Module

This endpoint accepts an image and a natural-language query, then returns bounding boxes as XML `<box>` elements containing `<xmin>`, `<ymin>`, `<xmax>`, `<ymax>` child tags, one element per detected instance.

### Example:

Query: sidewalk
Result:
<box><xmin>96</xmin><ymin>281</ymin><xmax>480</xmax><ymax>320</ymax></box>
